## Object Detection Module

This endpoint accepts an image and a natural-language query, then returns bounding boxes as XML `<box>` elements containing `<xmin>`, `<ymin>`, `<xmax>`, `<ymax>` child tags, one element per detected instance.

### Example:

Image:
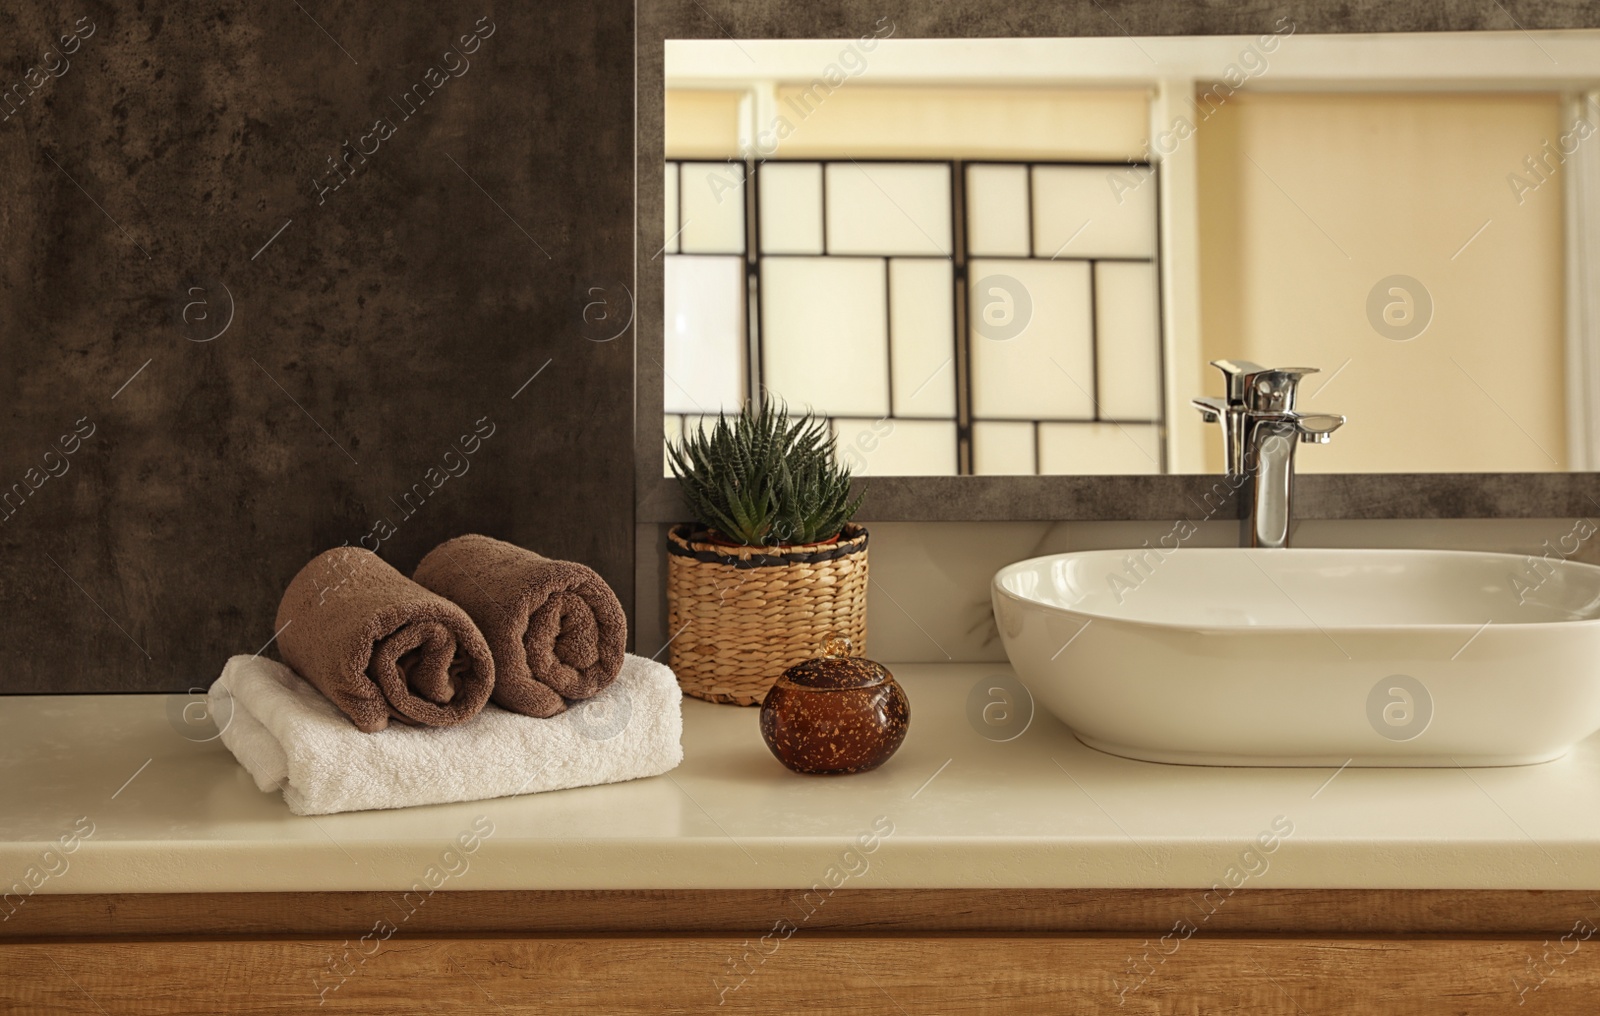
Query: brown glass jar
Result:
<box><xmin>759</xmin><ymin>637</ymin><xmax>910</xmax><ymax>775</ymax></box>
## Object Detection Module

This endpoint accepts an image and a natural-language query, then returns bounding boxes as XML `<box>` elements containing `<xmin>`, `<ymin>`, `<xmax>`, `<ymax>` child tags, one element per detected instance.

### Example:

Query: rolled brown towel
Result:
<box><xmin>274</xmin><ymin>546</ymin><xmax>496</xmax><ymax>733</ymax></box>
<box><xmin>412</xmin><ymin>534</ymin><xmax>626</xmax><ymax>717</ymax></box>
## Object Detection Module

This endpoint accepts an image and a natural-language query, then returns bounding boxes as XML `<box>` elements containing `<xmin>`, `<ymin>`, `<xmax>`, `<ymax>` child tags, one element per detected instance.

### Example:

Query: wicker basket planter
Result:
<box><xmin>666</xmin><ymin>523</ymin><xmax>869</xmax><ymax>705</ymax></box>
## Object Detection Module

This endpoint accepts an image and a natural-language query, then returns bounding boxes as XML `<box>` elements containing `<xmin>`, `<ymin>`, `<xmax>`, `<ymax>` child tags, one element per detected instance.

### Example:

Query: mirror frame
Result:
<box><xmin>636</xmin><ymin>0</ymin><xmax>1600</xmax><ymax>523</ymax></box>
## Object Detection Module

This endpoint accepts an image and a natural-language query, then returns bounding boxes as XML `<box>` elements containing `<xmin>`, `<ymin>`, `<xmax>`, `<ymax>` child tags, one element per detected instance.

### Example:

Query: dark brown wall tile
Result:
<box><xmin>0</xmin><ymin>1</ymin><xmax>634</xmax><ymax>692</ymax></box>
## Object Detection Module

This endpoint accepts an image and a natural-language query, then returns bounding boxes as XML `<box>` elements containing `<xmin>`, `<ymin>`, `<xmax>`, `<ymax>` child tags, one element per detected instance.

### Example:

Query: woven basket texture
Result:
<box><xmin>665</xmin><ymin>523</ymin><xmax>869</xmax><ymax>705</ymax></box>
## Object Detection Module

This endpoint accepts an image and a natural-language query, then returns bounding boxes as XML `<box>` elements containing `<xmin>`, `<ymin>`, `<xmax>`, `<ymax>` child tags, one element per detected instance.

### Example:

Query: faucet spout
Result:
<box><xmin>1195</xmin><ymin>360</ymin><xmax>1344</xmax><ymax>548</ymax></box>
<box><xmin>1246</xmin><ymin>419</ymin><xmax>1299</xmax><ymax>549</ymax></box>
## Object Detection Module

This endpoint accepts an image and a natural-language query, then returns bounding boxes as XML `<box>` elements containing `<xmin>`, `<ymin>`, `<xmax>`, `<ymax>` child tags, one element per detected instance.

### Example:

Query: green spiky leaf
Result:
<box><xmin>666</xmin><ymin>399</ymin><xmax>865</xmax><ymax>546</ymax></box>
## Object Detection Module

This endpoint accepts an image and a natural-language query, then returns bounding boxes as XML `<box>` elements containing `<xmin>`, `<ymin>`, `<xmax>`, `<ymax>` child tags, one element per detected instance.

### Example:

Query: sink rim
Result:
<box><xmin>993</xmin><ymin>546</ymin><xmax>1600</xmax><ymax>635</ymax></box>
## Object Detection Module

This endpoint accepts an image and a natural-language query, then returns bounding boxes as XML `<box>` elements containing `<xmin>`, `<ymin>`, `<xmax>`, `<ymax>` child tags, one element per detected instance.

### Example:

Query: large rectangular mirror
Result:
<box><xmin>656</xmin><ymin>29</ymin><xmax>1600</xmax><ymax>487</ymax></box>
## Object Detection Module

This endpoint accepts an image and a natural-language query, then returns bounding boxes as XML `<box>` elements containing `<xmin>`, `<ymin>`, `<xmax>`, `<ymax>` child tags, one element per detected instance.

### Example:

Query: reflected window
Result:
<box><xmin>664</xmin><ymin>150</ymin><xmax>1166</xmax><ymax>476</ymax></box>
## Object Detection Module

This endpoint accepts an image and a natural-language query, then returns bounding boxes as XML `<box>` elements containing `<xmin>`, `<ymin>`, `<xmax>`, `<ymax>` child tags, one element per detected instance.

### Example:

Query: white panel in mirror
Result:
<box><xmin>1032</xmin><ymin>165</ymin><xmax>1154</xmax><ymax>259</ymax></box>
<box><xmin>679</xmin><ymin>161</ymin><xmax>745</xmax><ymax>254</ymax></box>
<box><xmin>834</xmin><ymin>418</ymin><xmax>957</xmax><ymax>476</ymax></box>
<box><xmin>662</xmin><ymin>414</ymin><xmax>718</xmax><ymax>477</ymax></box>
<box><xmin>968</xmin><ymin>259</ymin><xmax>1093</xmax><ymax>419</ymax></box>
<box><xmin>761</xmin><ymin>257</ymin><xmax>890</xmax><ymax>417</ymax></box>
<box><xmin>663</xmin><ymin>255</ymin><xmax>745</xmax><ymax>415</ymax></box>
<box><xmin>1039</xmin><ymin>422</ymin><xmax>1161</xmax><ymax>475</ymax></box>
<box><xmin>1095</xmin><ymin>262</ymin><xmax>1161</xmax><ymax>420</ymax></box>
<box><xmin>663</xmin><ymin>414</ymin><xmax>681</xmax><ymax>476</ymax></box>
<box><xmin>889</xmin><ymin>258</ymin><xmax>956</xmax><ymax>418</ymax></box>
<box><xmin>965</xmin><ymin>164</ymin><xmax>1030</xmax><ymax>257</ymax></box>
<box><xmin>664</xmin><ymin>163</ymin><xmax>681</xmax><ymax>254</ymax></box>
<box><xmin>972</xmin><ymin>421</ymin><xmax>1036</xmax><ymax>475</ymax></box>
<box><xmin>825</xmin><ymin>163</ymin><xmax>951</xmax><ymax>255</ymax></box>
<box><xmin>758</xmin><ymin>163</ymin><xmax>824</xmax><ymax>254</ymax></box>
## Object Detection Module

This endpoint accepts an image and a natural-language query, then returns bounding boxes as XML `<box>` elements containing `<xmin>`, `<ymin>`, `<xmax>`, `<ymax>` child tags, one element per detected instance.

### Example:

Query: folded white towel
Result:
<box><xmin>209</xmin><ymin>653</ymin><xmax>683</xmax><ymax>816</ymax></box>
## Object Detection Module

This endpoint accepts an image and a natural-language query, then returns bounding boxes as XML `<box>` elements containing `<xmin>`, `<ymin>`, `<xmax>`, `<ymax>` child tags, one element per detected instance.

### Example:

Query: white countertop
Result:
<box><xmin>2</xmin><ymin>664</ymin><xmax>1597</xmax><ymax>893</ymax></box>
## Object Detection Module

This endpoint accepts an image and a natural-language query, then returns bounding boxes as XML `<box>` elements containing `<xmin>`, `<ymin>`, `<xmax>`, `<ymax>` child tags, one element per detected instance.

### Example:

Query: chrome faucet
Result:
<box><xmin>1192</xmin><ymin>359</ymin><xmax>1345</xmax><ymax>549</ymax></box>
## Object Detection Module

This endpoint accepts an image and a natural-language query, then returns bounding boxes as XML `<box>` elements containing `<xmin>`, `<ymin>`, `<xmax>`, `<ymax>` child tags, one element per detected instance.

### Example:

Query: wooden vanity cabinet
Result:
<box><xmin>4</xmin><ymin>888</ymin><xmax>1597</xmax><ymax>1012</ymax></box>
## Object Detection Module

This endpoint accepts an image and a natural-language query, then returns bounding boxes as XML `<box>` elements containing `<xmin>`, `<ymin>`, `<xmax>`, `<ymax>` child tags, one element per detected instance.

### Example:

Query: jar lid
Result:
<box><xmin>780</xmin><ymin>636</ymin><xmax>891</xmax><ymax>690</ymax></box>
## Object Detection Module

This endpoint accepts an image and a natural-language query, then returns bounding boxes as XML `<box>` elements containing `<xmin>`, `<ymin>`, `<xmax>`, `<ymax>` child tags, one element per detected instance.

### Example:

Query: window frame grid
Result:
<box><xmin>664</xmin><ymin>155</ymin><xmax>1166</xmax><ymax>475</ymax></box>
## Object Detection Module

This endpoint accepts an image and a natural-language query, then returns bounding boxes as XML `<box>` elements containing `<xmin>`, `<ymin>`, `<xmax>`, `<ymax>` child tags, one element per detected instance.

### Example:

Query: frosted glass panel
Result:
<box><xmin>662</xmin><ymin>414</ymin><xmax>720</xmax><ymax>476</ymax></box>
<box><xmin>889</xmin><ymin>258</ymin><xmax>955</xmax><ymax>418</ymax></box>
<box><xmin>966</xmin><ymin>165</ymin><xmax>1030</xmax><ymax>257</ymax></box>
<box><xmin>834</xmin><ymin>418</ymin><xmax>957</xmax><ymax>476</ymax></box>
<box><xmin>679</xmin><ymin>161</ymin><xmax>745</xmax><ymax>254</ymax></box>
<box><xmin>759</xmin><ymin>163</ymin><xmax>824</xmax><ymax>254</ymax></box>
<box><xmin>762</xmin><ymin>257</ymin><xmax>889</xmax><ymax>417</ymax></box>
<box><xmin>662</xmin><ymin>414</ymin><xmax>681</xmax><ymax>476</ymax></box>
<box><xmin>968</xmin><ymin>259</ymin><xmax>1093</xmax><ymax>419</ymax></box>
<box><xmin>663</xmin><ymin>255</ymin><xmax>745</xmax><ymax>414</ymax></box>
<box><xmin>1038</xmin><ymin>423</ymin><xmax>1161</xmax><ymax>475</ymax></box>
<box><xmin>1096</xmin><ymin>262</ymin><xmax>1161</xmax><ymax>420</ymax></box>
<box><xmin>664</xmin><ymin>163</ymin><xmax>680</xmax><ymax>254</ymax></box>
<box><xmin>678</xmin><ymin>414</ymin><xmax>716</xmax><ymax>438</ymax></box>
<box><xmin>972</xmin><ymin>421</ymin><xmax>1035</xmax><ymax>475</ymax></box>
<box><xmin>1032</xmin><ymin>165</ymin><xmax>1155</xmax><ymax>259</ymax></box>
<box><xmin>825</xmin><ymin>163</ymin><xmax>951</xmax><ymax>255</ymax></box>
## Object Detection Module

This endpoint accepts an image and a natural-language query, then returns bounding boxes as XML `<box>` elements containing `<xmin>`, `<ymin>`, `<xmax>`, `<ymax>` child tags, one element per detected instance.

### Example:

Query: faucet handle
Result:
<box><xmin>1190</xmin><ymin>396</ymin><xmax>1228</xmax><ymax>423</ymax></box>
<box><xmin>1294</xmin><ymin>412</ymin><xmax>1345</xmax><ymax>444</ymax></box>
<box><xmin>1209</xmin><ymin>360</ymin><xmax>1318</xmax><ymax>412</ymax></box>
<box><xmin>1209</xmin><ymin>359</ymin><xmax>1268</xmax><ymax>404</ymax></box>
<box><xmin>1244</xmin><ymin>368</ymin><xmax>1318</xmax><ymax>413</ymax></box>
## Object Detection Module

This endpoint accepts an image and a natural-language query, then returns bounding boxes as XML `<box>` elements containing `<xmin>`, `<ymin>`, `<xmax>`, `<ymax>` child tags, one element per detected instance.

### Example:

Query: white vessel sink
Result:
<box><xmin>992</xmin><ymin>548</ymin><xmax>1600</xmax><ymax>767</ymax></box>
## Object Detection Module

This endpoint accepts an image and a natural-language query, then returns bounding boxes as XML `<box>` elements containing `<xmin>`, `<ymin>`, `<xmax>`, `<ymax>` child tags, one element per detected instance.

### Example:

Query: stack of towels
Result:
<box><xmin>211</xmin><ymin>534</ymin><xmax>682</xmax><ymax>815</ymax></box>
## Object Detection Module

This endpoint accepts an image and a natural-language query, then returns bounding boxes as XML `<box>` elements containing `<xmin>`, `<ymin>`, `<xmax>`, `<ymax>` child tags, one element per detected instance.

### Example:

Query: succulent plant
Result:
<box><xmin>667</xmin><ymin>400</ymin><xmax>864</xmax><ymax>547</ymax></box>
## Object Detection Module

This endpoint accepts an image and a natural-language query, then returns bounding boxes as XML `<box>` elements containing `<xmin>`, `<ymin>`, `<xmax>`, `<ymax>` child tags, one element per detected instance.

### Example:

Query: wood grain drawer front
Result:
<box><xmin>10</xmin><ymin>889</ymin><xmax>1600</xmax><ymax>939</ymax></box>
<box><xmin>4</xmin><ymin>936</ymin><xmax>1590</xmax><ymax>1014</ymax></box>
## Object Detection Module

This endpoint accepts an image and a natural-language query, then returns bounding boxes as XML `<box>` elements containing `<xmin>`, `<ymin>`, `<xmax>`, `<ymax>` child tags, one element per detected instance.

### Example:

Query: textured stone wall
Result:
<box><xmin>0</xmin><ymin>1</ymin><xmax>634</xmax><ymax>692</ymax></box>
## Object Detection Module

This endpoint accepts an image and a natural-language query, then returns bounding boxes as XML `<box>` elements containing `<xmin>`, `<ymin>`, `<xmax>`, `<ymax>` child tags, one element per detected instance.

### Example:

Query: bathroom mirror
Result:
<box><xmin>639</xmin><ymin>12</ymin><xmax>1600</xmax><ymax>521</ymax></box>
